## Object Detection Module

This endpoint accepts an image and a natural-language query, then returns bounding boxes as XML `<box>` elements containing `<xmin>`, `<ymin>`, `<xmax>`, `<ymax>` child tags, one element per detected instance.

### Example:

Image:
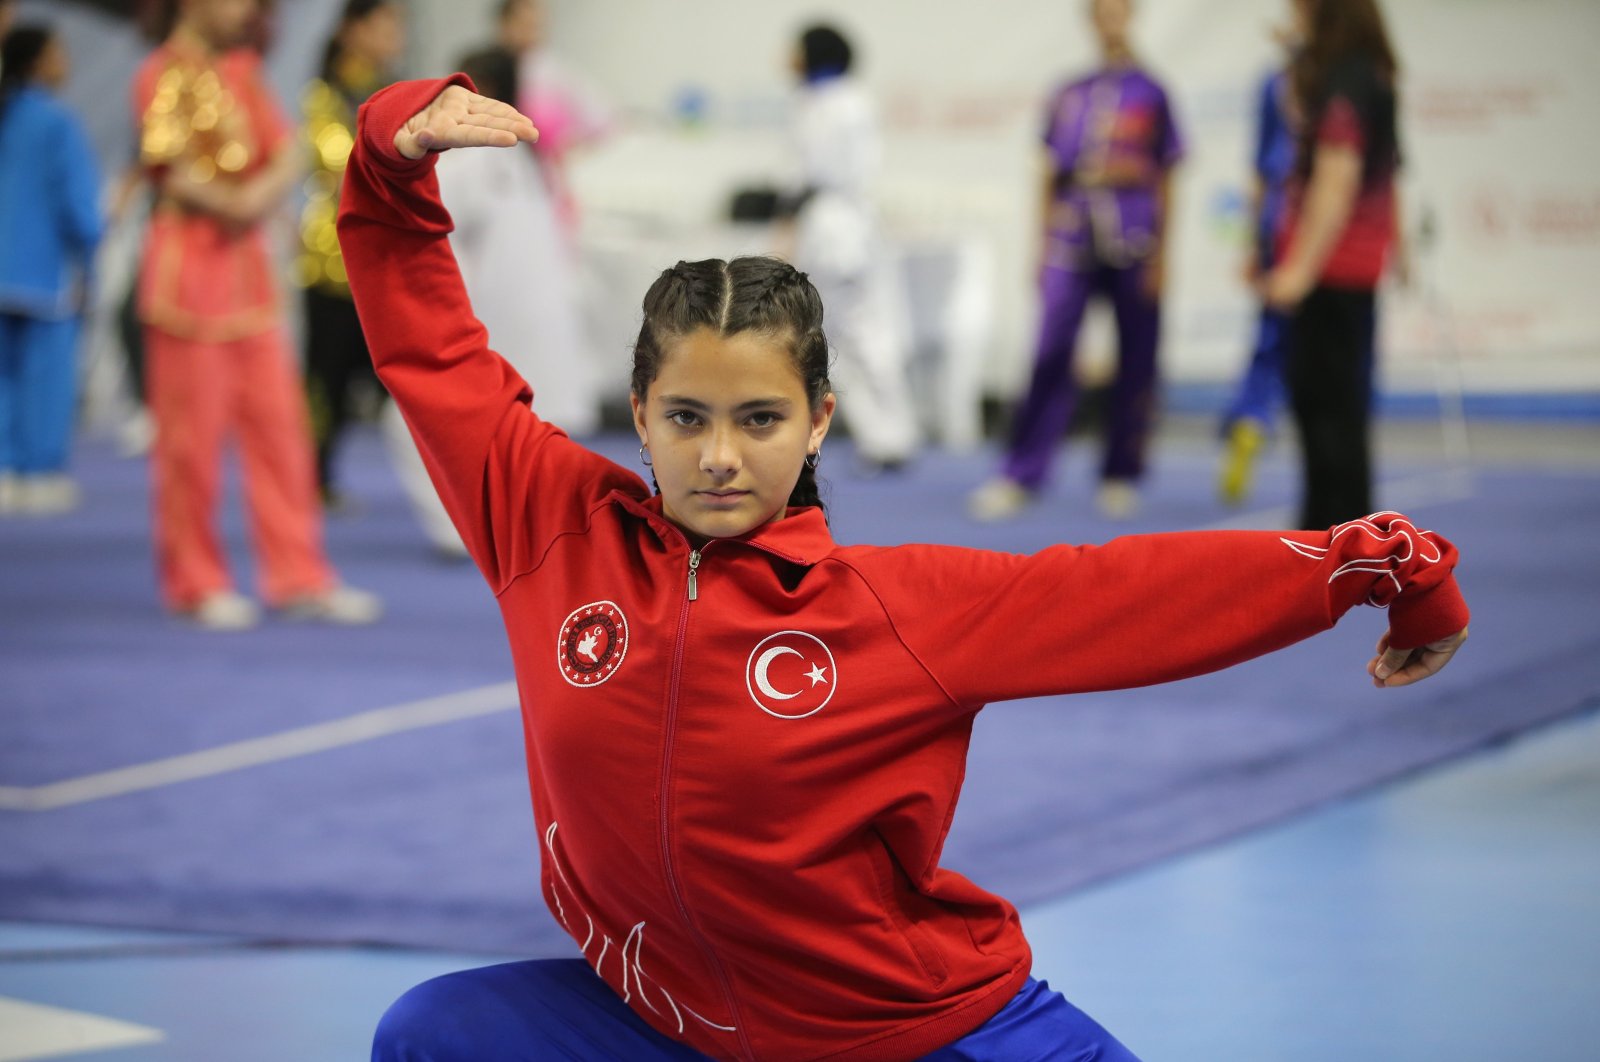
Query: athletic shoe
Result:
<box><xmin>1218</xmin><ymin>419</ymin><xmax>1266</xmax><ymax>506</ymax></box>
<box><xmin>1095</xmin><ymin>479</ymin><xmax>1140</xmax><ymax>520</ymax></box>
<box><xmin>189</xmin><ymin>591</ymin><xmax>261</xmax><ymax>631</ymax></box>
<box><xmin>16</xmin><ymin>475</ymin><xmax>81</xmax><ymax>515</ymax></box>
<box><xmin>281</xmin><ymin>585</ymin><xmax>384</xmax><ymax>625</ymax></box>
<box><xmin>967</xmin><ymin>477</ymin><xmax>1032</xmax><ymax>522</ymax></box>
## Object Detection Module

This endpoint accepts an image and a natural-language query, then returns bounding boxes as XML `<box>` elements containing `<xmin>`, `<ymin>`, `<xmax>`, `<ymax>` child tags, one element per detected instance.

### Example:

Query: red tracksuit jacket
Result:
<box><xmin>340</xmin><ymin>78</ymin><xmax>1469</xmax><ymax>1062</ymax></box>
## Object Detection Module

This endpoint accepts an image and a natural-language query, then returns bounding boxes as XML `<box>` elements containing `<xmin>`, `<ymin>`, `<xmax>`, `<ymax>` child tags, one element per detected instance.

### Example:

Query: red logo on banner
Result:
<box><xmin>745</xmin><ymin>631</ymin><xmax>837</xmax><ymax>719</ymax></box>
<box><xmin>558</xmin><ymin>601</ymin><xmax>629</xmax><ymax>687</ymax></box>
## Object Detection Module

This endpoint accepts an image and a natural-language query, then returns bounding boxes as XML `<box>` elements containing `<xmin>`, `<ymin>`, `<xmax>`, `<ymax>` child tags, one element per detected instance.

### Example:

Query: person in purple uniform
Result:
<box><xmin>970</xmin><ymin>0</ymin><xmax>1182</xmax><ymax>522</ymax></box>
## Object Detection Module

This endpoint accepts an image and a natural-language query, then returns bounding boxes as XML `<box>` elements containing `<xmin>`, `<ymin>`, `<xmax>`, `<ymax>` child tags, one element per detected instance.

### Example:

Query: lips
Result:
<box><xmin>697</xmin><ymin>489</ymin><xmax>751</xmax><ymax>506</ymax></box>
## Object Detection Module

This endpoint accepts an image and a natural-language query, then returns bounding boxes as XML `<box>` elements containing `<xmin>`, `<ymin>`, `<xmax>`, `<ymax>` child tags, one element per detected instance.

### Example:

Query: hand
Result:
<box><xmin>1141</xmin><ymin>254</ymin><xmax>1165</xmax><ymax>300</ymax></box>
<box><xmin>395</xmin><ymin>85</ymin><xmax>537</xmax><ymax>161</ymax></box>
<box><xmin>1368</xmin><ymin>627</ymin><xmax>1468</xmax><ymax>689</ymax></box>
<box><xmin>1260</xmin><ymin>261</ymin><xmax>1314</xmax><ymax>310</ymax></box>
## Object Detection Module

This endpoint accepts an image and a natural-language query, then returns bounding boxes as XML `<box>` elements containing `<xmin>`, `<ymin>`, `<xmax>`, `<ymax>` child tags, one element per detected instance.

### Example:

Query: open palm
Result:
<box><xmin>395</xmin><ymin>85</ymin><xmax>538</xmax><ymax>160</ymax></box>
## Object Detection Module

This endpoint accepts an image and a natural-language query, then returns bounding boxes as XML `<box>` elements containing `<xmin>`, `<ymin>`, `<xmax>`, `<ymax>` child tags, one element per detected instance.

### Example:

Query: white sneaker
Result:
<box><xmin>1095</xmin><ymin>480</ymin><xmax>1140</xmax><ymax>520</ymax></box>
<box><xmin>189</xmin><ymin>591</ymin><xmax>261</xmax><ymax>631</ymax></box>
<box><xmin>118</xmin><ymin>409</ymin><xmax>155</xmax><ymax>458</ymax></box>
<box><xmin>968</xmin><ymin>477</ymin><xmax>1032</xmax><ymax>522</ymax></box>
<box><xmin>282</xmin><ymin>585</ymin><xmax>384</xmax><ymax>625</ymax></box>
<box><xmin>17</xmin><ymin>475</ymin><xmax>81</xmax><ymax>515</ymax></box>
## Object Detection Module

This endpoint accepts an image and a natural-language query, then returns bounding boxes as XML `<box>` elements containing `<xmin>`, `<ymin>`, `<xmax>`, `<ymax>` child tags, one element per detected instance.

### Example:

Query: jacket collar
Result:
<box><xmin>608</xmin><ymin>490</ymin><xmax>836</xmax><ymax>567</ymax></box>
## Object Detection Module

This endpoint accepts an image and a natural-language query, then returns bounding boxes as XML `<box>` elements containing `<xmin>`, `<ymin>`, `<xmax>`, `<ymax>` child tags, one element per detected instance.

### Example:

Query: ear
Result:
<box><xmin>808</xmin><ymin>392</ymin><xmax>836</xmax><ymax>455</ymax></box>
<box><xmin>630</xmin><ymin>391</ymin><xmax>649</xmax><ymax>447</ymax></box>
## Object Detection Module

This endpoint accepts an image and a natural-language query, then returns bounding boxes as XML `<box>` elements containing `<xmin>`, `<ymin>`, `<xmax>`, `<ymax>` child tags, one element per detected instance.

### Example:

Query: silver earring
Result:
<box><xmin>804</xmin><ymin>450</ymin><xmax>820</xmax><ymax>470</ymax></box>
<box><xmin>639</xmin><ymin>444</ymin><xmax>653</xmax><ymax>467</ymax></box>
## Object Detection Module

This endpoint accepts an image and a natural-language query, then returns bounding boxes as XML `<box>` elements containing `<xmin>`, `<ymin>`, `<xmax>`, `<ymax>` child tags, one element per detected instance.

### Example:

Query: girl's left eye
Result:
<box><xmin>747</xmin><ymin>412</ymin><xmax>780</xmax><ymax>428</ymax></box>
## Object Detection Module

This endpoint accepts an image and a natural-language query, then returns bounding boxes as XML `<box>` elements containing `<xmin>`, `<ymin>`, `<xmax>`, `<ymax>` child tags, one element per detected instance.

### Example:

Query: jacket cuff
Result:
<box><xmin>1386</xmin><ymin>573</ymin><xmax>1469</xmax><ymax>650</ymax></box>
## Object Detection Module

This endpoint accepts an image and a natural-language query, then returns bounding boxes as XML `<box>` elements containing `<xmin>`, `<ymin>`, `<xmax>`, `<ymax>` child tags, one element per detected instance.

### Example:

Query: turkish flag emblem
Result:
<box><xmin>745</xmin><ymin>631</ymin><xmax>837</xmax><ymax>719</ymax></box>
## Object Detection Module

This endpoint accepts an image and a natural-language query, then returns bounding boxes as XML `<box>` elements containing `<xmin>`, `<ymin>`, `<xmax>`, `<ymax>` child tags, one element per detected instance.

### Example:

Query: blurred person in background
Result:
<box><xmin>969</xmin><ymin>0</ymin><xmax>1183</xmax><ymax>522</ymax></box>
<box><xmin>497</xmin><ymin>0</ymin><xmax>611</xmax><ymax>242</ymax></box>
<box><xmin>381</xmin><ymin>44</ymin><xmax>596</xmax><ymax>558</ymax></box>
<box><xmin>132</xmin><ymin>0</ymin><xmax>379</xmax><ymax>629</ymax></box>
<box><xmin>0</xmin><ymin>23</ymin><xmax>102</xmax><ymax>516</ymax></box>
<box><xmin>296</xmin><ymin>0</ymin><xmax>405</xmax><ymax>511</ymax></box>
<box><xmin>1263</xmin><ymin>0</ymin><xmax>1402</xmax><ymax>530</ymax></box>
<box><xmin>1216</xmin><ymin>0</ymin><xmax>1310</xmax><ymax>506</ymax></box>
<box><xmin>787</xmin><ymin>22</ymin><xmax>919</xmax><ymax>473</ymax></box>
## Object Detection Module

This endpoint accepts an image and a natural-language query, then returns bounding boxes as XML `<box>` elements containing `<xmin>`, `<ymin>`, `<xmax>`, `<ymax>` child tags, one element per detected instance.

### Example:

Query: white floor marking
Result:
<box><xmin>0</xmin><ymin>682</ymin><xmax>519</xmax><ymax>812</ymax></box>
<box><xmin>0</xmin><ymin>996</ymin><xmax>163</xmax><ymax>1061</ymax></box>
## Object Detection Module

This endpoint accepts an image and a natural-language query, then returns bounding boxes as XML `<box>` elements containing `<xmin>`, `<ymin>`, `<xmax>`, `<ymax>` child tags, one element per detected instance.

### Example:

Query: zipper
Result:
<box><xmin>658</xmin><ymin>543</ymin><xmax>753</xmax><ymax>1057</ymax></box>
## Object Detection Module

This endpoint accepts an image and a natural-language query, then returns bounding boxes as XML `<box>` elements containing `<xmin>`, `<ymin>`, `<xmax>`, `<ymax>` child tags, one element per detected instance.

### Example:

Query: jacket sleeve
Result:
<box><xmin>56</xmin><ymin>113</ymin><xmax>104</xmax><ymax>258</ymax></box>
<box><xmin>851</xmin><ymin>512</ymin><xmax>1469</xmax><ymax>710</ymax></box>
<box><xmin>337</xmin><ymin>76</ymin><xmax>647</xmax><ymax>591</ymax></box>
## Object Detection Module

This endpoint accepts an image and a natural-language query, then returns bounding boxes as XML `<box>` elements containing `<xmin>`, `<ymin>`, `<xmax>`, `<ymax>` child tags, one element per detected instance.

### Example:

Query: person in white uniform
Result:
<box><xmin>383</xmin><ymin>45</ymin><xmax>595</xmax><ymax>556</ymax></box>
<box><xmin>788</xmin><ymin>23</ymin><xmax>919</xmax><ymax>472</ymax></box>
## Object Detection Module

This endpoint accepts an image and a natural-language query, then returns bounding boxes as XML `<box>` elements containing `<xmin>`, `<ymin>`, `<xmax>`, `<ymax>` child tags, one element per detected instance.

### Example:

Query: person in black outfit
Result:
<box><xmin>1263</xmin><ymin>0</ymin><xmax>1401</xmax><ymax>530</ymax></box>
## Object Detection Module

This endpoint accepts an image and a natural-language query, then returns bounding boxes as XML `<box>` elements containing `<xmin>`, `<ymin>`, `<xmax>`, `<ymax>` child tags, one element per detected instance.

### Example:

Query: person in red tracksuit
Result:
<box><xmin>341</xmin><ymin>79</ymin><xmax>1469</xmax><ymax>1062</ymax></box>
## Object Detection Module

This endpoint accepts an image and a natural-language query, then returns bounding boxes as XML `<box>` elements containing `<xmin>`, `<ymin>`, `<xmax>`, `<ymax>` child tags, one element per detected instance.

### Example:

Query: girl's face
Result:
<box><xmin>632</xmin><ymin>327</ymin><xmax>834</xmax><ymax>541</ymax></box>
<box><xmin>1091</xmin><ymin>0</ymin><xmax>1132</xmax><ymax>51</ymax></box>
<box><xmin>346</xmin><ymin>4</ymin><xmax>406</xmax><ymax>68</ymax></box>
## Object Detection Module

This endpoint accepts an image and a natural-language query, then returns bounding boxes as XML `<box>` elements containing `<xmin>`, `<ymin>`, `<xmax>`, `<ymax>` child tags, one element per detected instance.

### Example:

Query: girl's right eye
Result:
<box><xmin>667</xmin><ymin>411</ymin><xmax>701</xmax><ymax>428</ymax></box>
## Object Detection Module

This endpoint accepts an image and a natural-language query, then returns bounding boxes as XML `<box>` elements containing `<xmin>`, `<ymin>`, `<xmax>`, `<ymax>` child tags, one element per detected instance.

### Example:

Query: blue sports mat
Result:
<box><xmin>2</xmin><ymin>429</ymin><xmax>1596</xmax><ymax>954</ymax></box>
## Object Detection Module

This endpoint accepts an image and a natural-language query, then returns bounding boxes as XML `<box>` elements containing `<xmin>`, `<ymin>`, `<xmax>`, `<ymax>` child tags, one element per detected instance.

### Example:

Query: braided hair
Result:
<box><xmin>632</xmin><ymin>257</ymin><xmax>832</xmax><ymax>519</ymax></box>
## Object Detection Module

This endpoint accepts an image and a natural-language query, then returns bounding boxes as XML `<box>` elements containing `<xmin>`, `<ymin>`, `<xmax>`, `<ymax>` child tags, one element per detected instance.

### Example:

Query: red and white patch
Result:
<box><xmin>745</xmin><ymin>631</ymin><xmax>837</xmax><ymax>719</ymax></box>
<box><xmin>558</xmin><ymin>601</ymin><xmax>629</xmax><ymax>688</ymax></box>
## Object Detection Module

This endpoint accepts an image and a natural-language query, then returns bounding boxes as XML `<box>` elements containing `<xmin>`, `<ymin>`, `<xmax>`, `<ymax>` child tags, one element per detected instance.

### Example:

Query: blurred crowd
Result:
<box><xmin>0</xmin><ymin>0</ymin><xmax>1407</xmax><ymax>627</ymax></box>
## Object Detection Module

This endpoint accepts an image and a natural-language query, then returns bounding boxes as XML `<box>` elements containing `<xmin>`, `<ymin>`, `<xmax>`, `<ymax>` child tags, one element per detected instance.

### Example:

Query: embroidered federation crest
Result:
<box><xmin>558</xmin><ymin>601</ymin><xmax>629</xmax><ymax>687</ymax></box>
<box><xmin>745</xmin><ymin>631</ymin><xmax>837</xmax><ymax>719</ymax></box>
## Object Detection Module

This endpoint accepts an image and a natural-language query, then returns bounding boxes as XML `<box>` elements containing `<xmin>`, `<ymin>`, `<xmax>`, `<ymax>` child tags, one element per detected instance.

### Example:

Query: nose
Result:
<box><xmin>700</xmin><ymin>423</ymin><xmax>742</xmax><ymax>478</ymax></box>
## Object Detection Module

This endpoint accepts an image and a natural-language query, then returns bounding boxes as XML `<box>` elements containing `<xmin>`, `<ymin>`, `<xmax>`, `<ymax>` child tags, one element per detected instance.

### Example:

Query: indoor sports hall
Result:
<box><xmin>2</xmin><ymin>1</ymin><xmax>1596</xmax><ymax>1059</ymax></box>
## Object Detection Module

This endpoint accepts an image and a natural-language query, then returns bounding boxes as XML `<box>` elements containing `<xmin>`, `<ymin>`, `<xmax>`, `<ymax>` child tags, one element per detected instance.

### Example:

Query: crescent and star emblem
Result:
<box><xmin>746</xmin><ymin>632</ymin><xmax>837</xmax><ymax>719</ymax></box>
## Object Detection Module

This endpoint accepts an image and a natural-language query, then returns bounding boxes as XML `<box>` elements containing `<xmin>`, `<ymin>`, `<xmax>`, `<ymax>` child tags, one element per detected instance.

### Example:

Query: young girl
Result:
<box><xmin>1263</xmin><ymin>0</ymin><xmax>1403</xmax><ymax>531</ymax></box>
<box><xmin>342</xmin><ymin>78</ymin><xmax>1468</xmax><ymax>1062</ymax></box>
<box><xmin>297</xmin><ymin>0</ymin><xmax>407</xmax><ymax>509</ymax></box>
<box><xmin>969</xmin><ymin>0</ymin><xmax>1183</xmax><ymax>522</ymax></box>
<box><xmin>0</xmin><ymin>24</ymin><xmax>102</xmax><ymax>515</ymax></box>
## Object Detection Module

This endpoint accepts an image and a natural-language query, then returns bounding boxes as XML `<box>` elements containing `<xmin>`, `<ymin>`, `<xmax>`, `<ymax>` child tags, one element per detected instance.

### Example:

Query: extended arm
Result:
<box><xmin>863</xmin><ymin>511</ymin><xmax>1469</xmax><ymax>708</ymax></box>
<box><xmin>337</xmin><ymin>77</ymin><xmax>645</xmax><ymax>589</ymax></box>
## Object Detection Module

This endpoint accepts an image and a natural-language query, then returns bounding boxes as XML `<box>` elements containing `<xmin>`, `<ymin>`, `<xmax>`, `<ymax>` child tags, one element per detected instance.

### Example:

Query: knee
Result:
<box><xmin>371</xmin><ymin>971</ymin><xmax>483</xmax><ymax>1062</ymax></box>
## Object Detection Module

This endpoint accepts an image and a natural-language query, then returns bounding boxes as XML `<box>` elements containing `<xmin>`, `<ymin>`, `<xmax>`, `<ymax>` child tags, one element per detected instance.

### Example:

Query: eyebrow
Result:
<box><xmin>658</xmin><ymin>395</ymin><xmax>795</xmax><ymax>413</ymax></box>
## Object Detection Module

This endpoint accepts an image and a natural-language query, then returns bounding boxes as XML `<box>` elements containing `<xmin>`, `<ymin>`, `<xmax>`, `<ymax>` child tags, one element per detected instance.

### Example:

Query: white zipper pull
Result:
<box><xmin>687</xmin><ymin>549</ymin><xmax>701</xmax><ymax>601</ymax></box>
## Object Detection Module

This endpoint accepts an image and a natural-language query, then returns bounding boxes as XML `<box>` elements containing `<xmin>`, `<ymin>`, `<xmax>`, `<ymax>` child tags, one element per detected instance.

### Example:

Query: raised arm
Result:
<box><xmin>854</xmin><ymin>511</ymin><xmax>1469</xmax><ymax>709</ymax></box>
<box><xmin>337</xmin><ymin>77</ymin><xmax>647</xmax><ymax>590</ymax></box>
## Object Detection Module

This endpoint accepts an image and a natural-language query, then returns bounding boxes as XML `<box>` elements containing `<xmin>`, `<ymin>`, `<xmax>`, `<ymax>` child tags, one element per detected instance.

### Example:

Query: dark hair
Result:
<box><xmin>320</xmin><ymin>0</ymin><xmax>393</xmax><ymax>84</ymax></box>
<box><xmin>456</xmin><ymin>45</ymin><xmax>518</xmax><ymax>107</ymax></box>
<box><xmin>0</xmin><ymin>24</ymin><xmax>52</xmax><ymax>101</ymax></box>
<box><xmin>497</xmin><ymin>0</ymin><xmax>531</xmax><ymax>24</ymax></box>
<box><xmin>798</xmin><ymin>24</ymin><xmax>852</xmax><ymax>79</ymax></box>
<box><xmin>1292</xmin><ymin>0</ymin><xmax>1399</xmax><ymax>116</ymax></box>
<box><xmin>632</xmin><ymin>257</ymin><xmax>833</xmax><ymax>520</ymax></box>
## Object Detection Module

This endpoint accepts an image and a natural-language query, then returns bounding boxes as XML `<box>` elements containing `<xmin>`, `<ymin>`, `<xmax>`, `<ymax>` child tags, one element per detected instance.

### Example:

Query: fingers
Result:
<box><xmin>1368</xmin><ymin>627</ymin><xmax>1467</xmax><ymax>689</ymax></box>
<box><xmin>399</xmin><ymin>87</ymin><xmax>537</xmax><ymax>158</ymax></box>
